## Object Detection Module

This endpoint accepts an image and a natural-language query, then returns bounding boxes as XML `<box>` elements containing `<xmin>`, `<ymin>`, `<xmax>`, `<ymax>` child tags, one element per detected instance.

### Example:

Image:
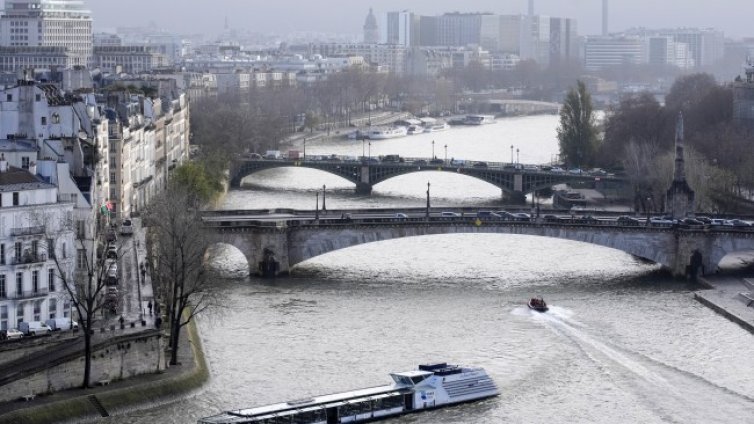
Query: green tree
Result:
<box><xmin>171</xmin><ymin>161</ymin><xmax>225</xmax><ymax>205</ymax></box>
<box><xmin>557</xmin><ymin>80</ymin><xmax>598</xmax><ymax>168</ymax></box>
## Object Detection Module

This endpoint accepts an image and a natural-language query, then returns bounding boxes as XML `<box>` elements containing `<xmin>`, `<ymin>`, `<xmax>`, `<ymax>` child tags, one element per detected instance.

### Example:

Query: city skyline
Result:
<box><xmin>82</xmin><ymin>0</ymin><xmax>754</xmax><ymax>39</ymax></box>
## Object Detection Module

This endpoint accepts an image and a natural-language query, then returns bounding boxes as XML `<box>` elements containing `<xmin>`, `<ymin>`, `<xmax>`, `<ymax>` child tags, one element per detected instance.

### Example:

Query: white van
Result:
<box><xmin>120</xmin><ymin>218</ymin><xmax>133</xmax><ymax>236</ymax></box>
<box><xmin>45</xmin><ymin>318</ymin><xmax>79</xmax><ymax>331</ymax></box>
<box><xmin>18</xmin><ymin>321</ymin><xmax>52</xmax><ymax>336</ymax></box>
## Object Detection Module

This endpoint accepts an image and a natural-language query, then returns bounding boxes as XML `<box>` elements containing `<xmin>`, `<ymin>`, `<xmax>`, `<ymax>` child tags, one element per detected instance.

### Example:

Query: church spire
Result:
<box><xmin>673</xmin><ymin>111</ymin><xmax>686</xmax><ymax>182</ymax></box>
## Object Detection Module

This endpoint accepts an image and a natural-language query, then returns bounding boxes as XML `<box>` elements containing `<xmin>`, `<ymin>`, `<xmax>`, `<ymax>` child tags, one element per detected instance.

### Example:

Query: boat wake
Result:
<box><xmin>532</xmin><ymin>309</ymin><xmax>754</xmax><ymax>421</ymax></box>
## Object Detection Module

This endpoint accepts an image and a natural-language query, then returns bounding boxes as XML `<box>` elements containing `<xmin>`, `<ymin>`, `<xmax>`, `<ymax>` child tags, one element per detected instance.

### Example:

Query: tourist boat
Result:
<box><xmin>198</xmin><ymin>363</ymin><xmax>498</xmax><ymax>424</ymax></box>
<box><xmin>367</xmin><ymin>126</ymin><xmax>408</xmax><ymax>140</ymax></box>
<box><xmin>528</xmin><ymin>296</ymin><xmax>548</xmax><ymax>312</ymax></box>
<box><xmin>423</xmin><ymin>121</ymin><xmax>450</xmax><ymax>132</ymax></box>
<box><xmin>463</xmin><ymin>114</ymin><xmax>496</xmax><ymax>125</ymax></box>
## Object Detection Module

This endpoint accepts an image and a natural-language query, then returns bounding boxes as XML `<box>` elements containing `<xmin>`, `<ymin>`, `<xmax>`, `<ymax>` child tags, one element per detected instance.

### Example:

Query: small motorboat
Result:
<box><xmin>528</xmin><ymin>296</ymin><xmax>548</xmax><ymax>312</ymax></box>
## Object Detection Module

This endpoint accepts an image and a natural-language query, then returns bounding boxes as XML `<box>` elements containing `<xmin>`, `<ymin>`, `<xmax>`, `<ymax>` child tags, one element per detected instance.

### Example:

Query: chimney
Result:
<box><xmin>602</xmin><ymin>0</ymin><xmax>608</xmax><ymax>36</ymax></box>
<box><xmin>0</xmin><ymin>154</ymin><xmax>7</xmax><ymax>172</ymax></box>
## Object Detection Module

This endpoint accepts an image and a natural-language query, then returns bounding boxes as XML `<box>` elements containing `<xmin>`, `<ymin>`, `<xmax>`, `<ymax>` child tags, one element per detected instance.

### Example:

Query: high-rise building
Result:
<box><xmin>584</xmin><ymin>35</ymin><xmax>645</xmax><ymax>71</ymax></box>
<box><xmin>664</xmin><ymin>28</ymin><xmax>724</xmax><ymax>68</ymax></box>
<box><xmin>520</xmin><ymin>15</ymin><xmax>550</xmax><ymax>66</ymax></box>
<box><xmin>733</xmin><ymin>63</ymin><xmax>754</xmax><ymax>129</ymax></box>
<box><xmin>0</xmin><ymin>0</ymin><xmax>93</xmax><ymax>67</ymax></box>
<box><xmin>647</xmin><ymin>36</ymin><xmax>693</xmax><ymax>69</ymax></box>
<box><xmin>549</xmin><ymin>17</ymin><xmax>578</xmax><ymax>65</ymax></box>
<box><xmin>363</xmin><ymin>8</ymin><xmax>379</xmax><ymax>44</ymax></box>
<box><xmin>387</xmin><ymin>10</ymin><xmax>418</xmax><ymax>47</ymax></box>
<box><xmin>437</xmin><ymin>13</ymin><xmax>486</xmax><ymax>47</ymax></box>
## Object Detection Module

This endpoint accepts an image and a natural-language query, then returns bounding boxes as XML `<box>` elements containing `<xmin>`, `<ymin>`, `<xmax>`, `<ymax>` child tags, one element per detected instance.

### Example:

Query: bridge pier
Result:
<box><xmin>502</xmin><ymin>190</ymin><xmax>527</xmax><ymax>205</ymax></box>
<box><xmin>355</xmin><ymin>182</ymin><xmax>373</xmax><ymax>195</ymax></box>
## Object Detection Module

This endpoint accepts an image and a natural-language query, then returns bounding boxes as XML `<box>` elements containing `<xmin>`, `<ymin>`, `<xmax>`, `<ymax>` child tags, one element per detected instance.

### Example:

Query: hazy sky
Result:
<box><xmin>86</xmin><ymin>0</ymin><xmax>754</xmax><ymax>39</ymax></box>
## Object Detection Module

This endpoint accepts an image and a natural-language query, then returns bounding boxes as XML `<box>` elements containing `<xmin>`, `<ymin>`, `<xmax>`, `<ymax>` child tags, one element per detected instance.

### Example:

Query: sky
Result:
<box><xmin>85</xmin><ymin>0</ymin><xmax>754</xmax><ymax>39</ymax></box>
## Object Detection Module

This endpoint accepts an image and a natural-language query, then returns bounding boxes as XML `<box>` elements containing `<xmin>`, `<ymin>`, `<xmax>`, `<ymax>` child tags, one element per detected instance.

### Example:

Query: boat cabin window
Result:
<box><xmin>410</xmin><ymin>375</ymin><xmax>428</xmax><ymax>384</ymax></box>
<box><xmin>291</xmin><ymin>409</ymin><xmax>326</xmax><ymax>424</ymax></box>
<box><xmin>392</xmin><ymin>375</ymin><xmax>414</xmax><ymax>386</ymax></box>
<box><xmin>373</xmin><ymin>395</ymin><xmax>403</xmax><ymax>410</ymax></box>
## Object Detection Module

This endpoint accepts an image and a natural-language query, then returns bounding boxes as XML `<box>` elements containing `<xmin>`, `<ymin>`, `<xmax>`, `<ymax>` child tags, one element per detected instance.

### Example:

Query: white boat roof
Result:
<box><xmin>228</xmin><ymin>384</ymin><xmax>400</xmax><ymax>418</ymax></box>
<box><xmin>391</xmin><ymin>370</ymin><xmax>433</xmax><ymax>378</ymax></box>
<box><xmin>403</xmin><ymin>118</ymin><xmax>422</xmax><ymax>125</ymax></box>
<box><xmin>419</xmin><ymin>117</ymin><xmax>437</xmax><ymax>124</ymax></box>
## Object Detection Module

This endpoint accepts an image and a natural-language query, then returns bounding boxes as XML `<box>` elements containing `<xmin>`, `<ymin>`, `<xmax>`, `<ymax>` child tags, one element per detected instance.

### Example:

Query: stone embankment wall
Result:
<box><xmin>0</xmin><ymin>331</ymin><xmax>163</xmax><ymax>403</ymax></box>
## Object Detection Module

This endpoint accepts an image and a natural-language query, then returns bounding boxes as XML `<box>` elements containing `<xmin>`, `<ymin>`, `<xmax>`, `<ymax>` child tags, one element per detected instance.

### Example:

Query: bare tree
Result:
<box><xmin>144</xmin><ymin>185</ymin><xmax>221</xmax><ymax>366</ymax></box>
<box><xmin>41</xmin><ymin>211</ymin><xmax>119</xmax><ymax>388</ymax></box>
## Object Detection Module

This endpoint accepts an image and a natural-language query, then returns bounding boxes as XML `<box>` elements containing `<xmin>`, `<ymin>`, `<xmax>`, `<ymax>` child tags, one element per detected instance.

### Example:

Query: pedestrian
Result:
<box><xmin>155</xmin><ymin>316</ymin><xmax>162</xmax><ymax>329</ymax></box>
<box><xmin>119</xmin><ymin>315</ymin><xmax>124</xmax><ymax>329</ymax></box>
<box><xmin>148</xmin><ymin>301</ymin><xmax>153</xmax><ymax>316</ymax></box>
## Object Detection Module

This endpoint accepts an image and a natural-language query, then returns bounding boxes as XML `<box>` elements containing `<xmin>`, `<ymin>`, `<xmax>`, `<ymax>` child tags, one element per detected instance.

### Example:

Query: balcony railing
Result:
<box><xmin>10</xmin><ymin>226</ymin><xmax>46</xmax><ymax>236</ymax></box>
<box><xmin>11</xmin><ymin>253</ymin><xmax>48</xmax><ymax>265</ymax></box>
<box><xmin>0</xmin><ymin>288</ymin><xmax>51</xmax><ymax>300</ymax></box>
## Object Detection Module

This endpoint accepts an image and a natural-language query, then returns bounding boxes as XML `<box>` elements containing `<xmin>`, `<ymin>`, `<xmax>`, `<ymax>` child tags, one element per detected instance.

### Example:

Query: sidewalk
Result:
<box><xmin>695</xmin><ymin>275</ymin><xmax>754</xmax><ymax>334</ymax></box>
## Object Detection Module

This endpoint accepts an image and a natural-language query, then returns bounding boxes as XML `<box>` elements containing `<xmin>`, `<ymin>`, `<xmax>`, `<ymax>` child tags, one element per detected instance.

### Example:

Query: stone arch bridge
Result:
<box><xmin>205</xmin><ymin>210</ymin><xmax>754</xmax><ymax>278</ymax></box>
<box><xmin>230</xmin><ymin>158</ymin><xmax>625</xmax><ymax>200</ymax></box>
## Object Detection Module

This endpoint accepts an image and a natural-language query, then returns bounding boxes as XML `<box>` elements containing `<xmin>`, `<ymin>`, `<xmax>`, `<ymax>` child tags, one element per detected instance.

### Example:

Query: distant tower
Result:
<box><xmin>528</xmin><ymin>0</ymin><xmax>534</xmax><ymax>16</ymax></box>
<box><xmin>665</xmin><ymin>112</ymin><xmax>695</xmax><ymax>219</ymax></box>
<box><xmin>602</xmin><ymin>0</ymin><xmax>608</xmax><ymax>35</ymax></box>
<box><xmin>363</xmin><ymin>8</ymin><xmax>380</xmax><ymax>44</ymax></box>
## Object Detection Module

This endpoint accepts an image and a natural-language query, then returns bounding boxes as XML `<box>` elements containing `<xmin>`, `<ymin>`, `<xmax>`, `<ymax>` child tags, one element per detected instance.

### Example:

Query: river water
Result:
<box><xmin>111</xmin><ymin>116</ymin><xmax>754</xmax><ymax>424</ymax></box>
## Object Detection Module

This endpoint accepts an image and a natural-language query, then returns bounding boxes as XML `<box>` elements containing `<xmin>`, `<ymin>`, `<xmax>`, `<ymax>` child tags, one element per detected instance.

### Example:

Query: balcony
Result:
<box><xmin>10</xmin><ymin>226</ymin><xmax>46</xmax><ymax>237</ymax></box>
<box><xmin>11</xmin><ymin>253</ymin><xmax>48</xmax><ymax>265</ymax></box>
<box><xmin>0</xmin><ymin>288</ymin><xmax>51</xmax><ymax>301</ymax></box>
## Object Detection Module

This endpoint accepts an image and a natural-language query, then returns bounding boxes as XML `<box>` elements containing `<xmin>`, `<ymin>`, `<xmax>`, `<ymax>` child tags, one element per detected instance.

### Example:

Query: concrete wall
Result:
<box><xmin>0</xmin><ymin>331</ymin><xmax>164</xmax><ymax>403</ymax></box>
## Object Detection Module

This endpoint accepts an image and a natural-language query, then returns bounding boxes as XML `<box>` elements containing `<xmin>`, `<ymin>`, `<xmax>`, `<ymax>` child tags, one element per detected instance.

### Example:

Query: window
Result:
<box><xmin>0</xmin><ymin>244</ymin><xmax>4</xmax><ymax>265</ymax></box>
<box><xmin>76</xmin><ymin>220</ymin><xmax>85</xmax><ymax>239</ymax></box>
<box><xmin>35</xmin><ymin>93</ymin><xmax>41</xmax><ymax>102</ymax></box>
<box><xmin>76</xmin><ymin>249</ymin><xmax>86</xmax><ymax>269</ymax></box>
<box><xmin>40</xmin><ymin>116</ymin><xmax>46</xmax><ymax>125</ymax></box>
<box><xmin>47</xmin><ymin>238</ymin><xmax>54</xmax><ymax>259</ymax></box>
<box><xmin>14</xmin><ymin>242</ymin><xmax>21</xmax><ymax>262</ymax></box>
<box><xmin>62</xmin><ymin>242</ymin><xmax>67</xmax><ymax>259</ymax></box>
<box><xmin>48</xmin><ymin>299</ymin><xmax>56</xmax><ymax>319</ymax></box>
<box><xmin>52</xmin><ymin>113</ymin><xmax>60</xmax><ymax>124</ymax></box>
<box><xmin>33</xmin><ymin>301</ymin><xmax>40</xmax><ymax>321</ymax></box>
<box><xmin>6</xmin><ymin>94</ymin><xmax>12</xmax><ymax>102</ymax></box>
<box><xmin>12</xmin><ymin>192</ymin><xmax>18</xmax><ymax>206</ymax></box>
<box><xmin>21</xmin><ymin>157</ymin><xmax>29</xmax><ymax>169</ymax></box>
<box><xmin>15</xmin><ymin>272</ymin><xmax>22</xmax><ymax>295</ymax></box>
<box><xmin>0</xmin><ymin>306</ymin><xmax>7</xmax><ymax>330</ymax></box>
<box><xmin>16</xmin><ymin>304</ymin><xmax>22</xmax><ymax>326</ymax></box>
<box><xmin>31</xmin><ymin>240</ymin><xmax>38</xmax><ymax>258</ymax></box>
<box><xmin>63</xmin><ymin>301</ymin><xmax>70</xmax><ymax>318</ymax></box>
<box><xmin>32</xmin><ymin>270</ymin><xmax>38</xmax><ymax>293</ymax></box>
<box><xmin>0</xmin><ymin>275</ymin><xmax>5</xmax><ymax>298</ymax></box>
<box><xmin>48</xmin><ymin>268</ymin><xmax>55</xmax><ymax>292</ymax></box>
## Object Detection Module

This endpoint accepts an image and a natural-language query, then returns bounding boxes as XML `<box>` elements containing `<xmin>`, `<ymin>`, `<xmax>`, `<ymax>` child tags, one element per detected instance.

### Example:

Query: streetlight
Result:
<box><xmin>362</xmin><ymin>138</ymin><xmax>366</xmax><ymax>159</ymax></box>
<box><xmin>426</xmin><ymin>181</ymin><xmax>431</xmax><ymax>219</ymax></box>
<box><xmin>322</xmin><ymin>184</ymin><xmax>327</xmax><ymax>212</ymax></box>
<box><xmin>315</xmin><ymin>191</ymin><xmax>320</xmax><ymax>220</ymax></box>
<box><xmin>444</xmin><ymin>144</ymin><xmax>448</xmax><ymax>165</ymax></box>
<box><xmin>510</xmin><ymin>145</ymin><xmax>514</xmax><ymax>164</ymax></box>
<box><xmin>303</xmin><ymin>138</ymin><xmax>306</xmax><ymax>161</ymax></box>
<box><xmin>368</xmin><ymin>141</ymin><xmax>371</xmax><ymax>160</ymax></box>
<box><xmin>432</xmin><ymin>140</ymin><xmax>435</xmax><ymax>159</ymax></box>
<box><xmin>516</xmin><ymin>148</ymin><xmax>520</xmax><ymax>164</ymax></box>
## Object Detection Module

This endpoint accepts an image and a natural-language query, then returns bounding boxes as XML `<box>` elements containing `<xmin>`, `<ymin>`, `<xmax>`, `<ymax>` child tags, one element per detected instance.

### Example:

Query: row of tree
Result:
<box><xmin>557</xmin><ymin>73</ymin><xmax>754</xmax><ymax>213</ymax></box>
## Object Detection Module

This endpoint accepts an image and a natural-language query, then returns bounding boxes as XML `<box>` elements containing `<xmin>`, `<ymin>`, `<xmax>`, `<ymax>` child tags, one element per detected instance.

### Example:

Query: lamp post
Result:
<box><xmin>516</xmin><ymin>148</ymin><xmax>520</xmax><ymax>164</ymax></box>
<box><xmin>646</xmin><ymin>196</ymin><xmax>651</xmax><ymax>226</ymax></box>
<box><xmin>444</xmin><ymin>144</ymin><xmax>448</xmax><ymax>164</ymax></box>
<box><xmin>362</xmin><ymin>138</ymin><xmax>366</xmax><ymax>159</ymax></box>
<box><xmin>426</xmin><ymin>181</ymin><xmax>431</xmax><ymax>219</ymax></box>
<box><xmin>303</xmin><ymin>138</ymin><xmax>306</xmax><ymax>161</ymax></box>
<box><xmin>315</xmin><ymin>191</ymin><xmax>319</xmax><ymax>220</ymax></box>
<box><xmin>510</xmin><ymin>145</ymin><xmax>514</xmax><ymax>164</ymax></box>
<box><xmin>322</xmin><ymin>185</ymin><xmax>327</xmax><ymax>212</ymax></box>
<box><xmin>368</xmin><ymin>141</ymin><xmax>371</xmax><ymax>160</ymax></box>
<box><xmin>431</xmin><ymin>140</ymin><xmax>435</xmax><ymax>159</ymax></box>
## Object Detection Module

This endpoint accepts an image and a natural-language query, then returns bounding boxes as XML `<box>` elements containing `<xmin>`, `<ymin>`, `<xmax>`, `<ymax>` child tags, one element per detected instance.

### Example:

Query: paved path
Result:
<box><xmin>695</xmin><ymin>275</ymin><xmax>754</xmax><ymax>333</ymax></box>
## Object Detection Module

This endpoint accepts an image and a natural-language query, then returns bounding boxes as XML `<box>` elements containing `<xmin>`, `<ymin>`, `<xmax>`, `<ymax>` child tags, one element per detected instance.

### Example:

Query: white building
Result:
<box><xmin>0</xmin><ymin>160</ymin><xmax>75</xmax><ymax>331</ymax></box>
<box><xmin>584</xmin><ymin>35</ymin><xmax>646</xmax><ymax>71</ymax></box>
<box><xmin>0</xmin><ymin>0</ymin><xmax>93</xmax><ymax>67</ymax></box>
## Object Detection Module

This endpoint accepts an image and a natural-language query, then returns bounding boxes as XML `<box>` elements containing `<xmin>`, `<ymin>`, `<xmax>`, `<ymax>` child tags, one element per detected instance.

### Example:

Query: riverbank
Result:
<box><xmin>695</xmin><ymin>275</ymin><xmax>754</xmax><ymax>334</ymax></box>
<box><xmin>0</xmin><ymin>319</ymin><xmax>207</xmax><ymax>424</ymax></box>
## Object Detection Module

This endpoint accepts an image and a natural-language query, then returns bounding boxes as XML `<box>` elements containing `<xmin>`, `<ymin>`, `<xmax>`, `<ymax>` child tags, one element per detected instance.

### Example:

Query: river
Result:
<box><xmin>110</xmin><ymin>115</ymin><xmax>754</xmax><ymax>424</ymax></box>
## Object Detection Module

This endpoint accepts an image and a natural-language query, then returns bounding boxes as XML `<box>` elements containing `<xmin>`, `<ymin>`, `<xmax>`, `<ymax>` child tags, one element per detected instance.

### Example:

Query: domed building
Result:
<box><xmin>363</xmin><ymin>8</ymin><xmax>380</xmax><ymax>44</ymax></box>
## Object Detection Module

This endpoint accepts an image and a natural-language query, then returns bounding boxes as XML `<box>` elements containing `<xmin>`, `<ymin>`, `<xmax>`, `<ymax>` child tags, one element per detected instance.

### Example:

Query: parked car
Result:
<box><xmin>18</xmin><ymin>321</ymin><xmax>52</xmax><ymax>336</ymax></box>
<box><xmin>650</xmin><ymin>217</ymin><xmax>676</xmax><ymax>226</ymax></box>
<box><xmin>440</xmin><ymin>211</ymin><xmax>461</xmax><ymax>217</ymax></box>
<box><xmin>617</xmin><ymin>216</ymin><xmax>641</xmax><ymax>226</ymax></box>
<box><xmin>413</xmin><ymin>159</ymin><xmax>427</xmax><ymax>166</ymax></box>
<box><xmin>394</xmin><ymin>213</ymin><xmax>408</xmax><ymax>219</ymax></box>
<box><xmin>429</xmin><ymin>158</ymin><xmax>444</xmax><ymax>165</ymax></box>
<box><xmin>0</xmin><ymin>328</ymin><xmax>23</xmax><ymax>340</ymax></box>
<box><xmin>120</xmin><ymin>218</ymin><xmax>133</xmax><ymax>235</ymax></box>
<box><xmin>495</xmin><ymin>211</ymin><xmax>518</xmax><ymax>220</ymax></box>
<box><xmin>106</xmin><ymin>229</ymin><xmax>117</xmax><ymax>243</ymax></box>
<box><xmin>710</xmin><ymin>218</ymin><xmax>726</xmax><ymax>226</ymax></box>
<box><xmin>45</xmin><ymin>318</ymin><xmax>79</xmax><ymax>331</ymax></box>
<box><xmin>106</xmin><ymin>245</ymin><xmax>118</xmax><ymax>260</ymax></box>
<box><xmin>543</xmin><ymin>214</ymin><xmax>561</xmax><ymax>222</ymax></box>
<box><xmin>476</xmin><ymin>210</ymin><xmax>501</xmax><ymax>219</ymax></box>
<box><xmin>472</xmin><ymin>161</ymin><xmax>488</xmax><ymax>168</ymax></box>
<box><xmin>550</xmin><ymin>166</ymin><xmax>565</xmax><ymax>173</ymax></box>
<box><xmin>680</xmin><ymin>218</ymin><xmax>705</xmax><ymax>226</ymax></box>
<box><xmin>512</xmin><ymin>212</ymin><xmax>531</xmax><ymax>221</ymax></box>
<box><xmin>725</xmin><ymin>219</ymin><xmax>752</xmax><ymax>227</ymax></box>
<box><xmin>576</xmin><ymin>215</ymin><xmax>599</xmax><ymax>224</ymax></box>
